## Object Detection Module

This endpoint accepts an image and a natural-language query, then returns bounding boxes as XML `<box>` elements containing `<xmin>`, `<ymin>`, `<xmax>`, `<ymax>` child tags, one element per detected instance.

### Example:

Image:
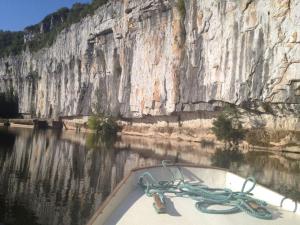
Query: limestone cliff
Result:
<box><xmin>0</xmin><ymin>0</ymin><xmax>299</xmax><ymax>128</ymax></box>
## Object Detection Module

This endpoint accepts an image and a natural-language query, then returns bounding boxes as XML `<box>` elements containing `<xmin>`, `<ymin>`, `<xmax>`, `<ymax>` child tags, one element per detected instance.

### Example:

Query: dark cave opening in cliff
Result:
<box><xmin>0</xmin><ymin>92</ymin><xmax>19</xmax><ymax>118</ymax></box>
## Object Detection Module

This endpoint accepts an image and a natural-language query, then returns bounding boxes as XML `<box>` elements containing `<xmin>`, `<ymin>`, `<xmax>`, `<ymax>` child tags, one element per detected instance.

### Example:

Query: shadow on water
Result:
<box><xmin>0</xmin><ymin>129</ymin><xmax>121</xmax><ymax>225</ymax></box>
<box><xmin>0</xmin><ymin>194</ymin><xmax>40</xmax><ymax>225</ymax></box>
<box><xmin>0</xmin><ymin>128</ymin><xmax>16</xmax><ymax>150</ymax></box>
<box><xmin>211</xmin><ymin>147</ymin><xmax>244</xmax><ymax>169</ymax></box>
<box><xmin>210</xmin><ymin>147</ymin><xmax>300</xmax><ymax>203</ymax></box>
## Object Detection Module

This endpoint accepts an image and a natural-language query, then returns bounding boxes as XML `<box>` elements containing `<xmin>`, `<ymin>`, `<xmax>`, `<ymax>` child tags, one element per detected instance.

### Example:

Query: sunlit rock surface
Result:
<box><xmin>0</xmin><ymin>0</ymin><xmax>299</xmax><ymax>129</ymax></box>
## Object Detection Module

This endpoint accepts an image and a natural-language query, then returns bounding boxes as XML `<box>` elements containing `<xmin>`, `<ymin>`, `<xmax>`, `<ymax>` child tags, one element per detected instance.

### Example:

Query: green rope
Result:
<box><xmin>138</xmin><ymin>161</ymin><xmax>273</xmax><ymax>220</ymax></box>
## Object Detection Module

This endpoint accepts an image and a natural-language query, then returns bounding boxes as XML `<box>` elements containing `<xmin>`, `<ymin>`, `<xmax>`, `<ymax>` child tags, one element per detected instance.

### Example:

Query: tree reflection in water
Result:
<box><xmin>85</xmin><ymin>132</ymin><xmax>117</xmax><ymax>150</ymax></box>
<box><xmin>211</xmin><ymin>148</ymin><xmax>300</xmax><ymax>202</ymax></box>
<box><xmin>211</xmin><ymin>147</ymin><xmax>244</xmax><ymax>169</ymax></box>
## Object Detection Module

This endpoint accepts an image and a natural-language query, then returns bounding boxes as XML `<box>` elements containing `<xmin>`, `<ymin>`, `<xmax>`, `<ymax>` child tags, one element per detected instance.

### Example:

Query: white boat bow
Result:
<box><xmin>87</xmin><ymin>164</ymin><xmax>300</xmax><ymax>225</ymax></box>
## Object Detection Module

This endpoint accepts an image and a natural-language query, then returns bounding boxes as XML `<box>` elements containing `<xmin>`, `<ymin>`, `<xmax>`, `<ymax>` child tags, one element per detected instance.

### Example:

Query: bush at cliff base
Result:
<box><xmin>87</xmin><ymin>115</ymin><xmax>118</xmax><ymax>137</ymax></box>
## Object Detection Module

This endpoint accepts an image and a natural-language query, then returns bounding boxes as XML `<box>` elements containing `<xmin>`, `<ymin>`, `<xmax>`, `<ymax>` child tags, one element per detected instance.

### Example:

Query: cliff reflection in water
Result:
<box><xmin>118</xmin><ymin>135</ymin><xmax>300</xmax><ymax>201</ymax></box>
<box><xmin>0</xmin><ymin>128</ymin><xmax>299</xmax><ymax>225</ymax></box>
<box><xmin>0</xmin><ymin>129</ymin><xmax>162</xmax><ymax>225</ymax></box>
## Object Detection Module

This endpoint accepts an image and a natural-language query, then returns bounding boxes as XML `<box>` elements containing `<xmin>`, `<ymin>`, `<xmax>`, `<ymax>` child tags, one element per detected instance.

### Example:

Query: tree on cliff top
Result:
<box><xmin>0</xmin><ymin>0</ymin><xmax>109</xmax><ymax>57</ymax></box>
<box><xmin>0</xmin><ymin>31</ymin><xmax>24</xmax><ymax>57</ymax></box>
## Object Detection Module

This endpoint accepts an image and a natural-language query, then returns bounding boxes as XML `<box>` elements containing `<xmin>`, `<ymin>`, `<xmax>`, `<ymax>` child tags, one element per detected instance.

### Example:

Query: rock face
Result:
<box><xmin>0</xmin><ymin>0</ymin><xmax>299</xmax><ymax>125</ymax></box>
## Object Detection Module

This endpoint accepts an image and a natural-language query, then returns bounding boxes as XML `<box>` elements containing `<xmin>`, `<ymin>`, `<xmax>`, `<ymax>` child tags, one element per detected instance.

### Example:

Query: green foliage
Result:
<box><xmin>200</xmin><ymin>139</ymin><xmax>215</xmax><ymax>148</ymax></box>
<box><xmin>245</xmin><ymin>129</ymin><xmax>272</xmax><ymax>147</ymax></box>
<box><xmin>0</xmin><ymin>91</ymin><xmax>19</xmax><ymax>118</ymax></box>
<box><xmin>177</xmin><ymin>0</ymin><xmax>186</xmax><ymax>17</ymax></box>
<box><xmin>90</xmin><ymin>0</ymin><xmax>109</xmax><ymax>11</ymax></box>
<box><xmin>212</xmin><ymin>114</ymin><xmax>232</xmax><ymax>141</ymax></box>
<box><xmin>88</xmin><ymin>116</ymin><xmax>99</xmax><ymax>130</ymax></box>
<box><xmin>211</xmin><ymin>105</ymin><xmax>245</xmax><ymax>146</ymax></box>
<box><xmin>26</xmin><ymin>4</ymin><xmax>84</xmax><ymax>51</ymax></box>
<box><xmin>221</xmin><ymin>104</ymin><xmax>241</xmax><ymax>120</ymax></box>
<box><xmin>0</xmin><ymin>31</ymin><xmax>24</xmax><ymax>57</ymax></box>
<box><xmin>88</xmin><ymin>114</ymin><xmax>118</xmax><ymax>137</ymax></box>
<box><xmin>0</xmin><ymin>0</ymin><xmax>109</xmax><ymax>57</ymax></box>
<box><xmin>85</xmin><ymin>132</ymin><xmax>117</xmax><ymax>149</ymax></box>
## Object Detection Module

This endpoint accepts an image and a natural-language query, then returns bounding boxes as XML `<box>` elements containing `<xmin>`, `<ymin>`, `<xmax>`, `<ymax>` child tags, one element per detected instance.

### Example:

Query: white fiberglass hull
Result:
<box><xmin>87</xmin><ymin>165</ymin><xmax>300</xmax><ymax>225</ymax></box>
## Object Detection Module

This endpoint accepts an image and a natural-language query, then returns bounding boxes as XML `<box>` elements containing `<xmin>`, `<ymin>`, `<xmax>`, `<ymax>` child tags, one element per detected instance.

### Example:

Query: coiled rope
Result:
<box><xmin>138</xmin><ymin>161</ymin><xmax>273</xmax><ymax>220</ymax></box>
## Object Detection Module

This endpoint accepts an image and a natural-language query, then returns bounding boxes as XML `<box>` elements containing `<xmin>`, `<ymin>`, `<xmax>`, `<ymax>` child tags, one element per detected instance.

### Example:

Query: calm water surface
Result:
<box><xmin>0</xmin><ymin>127</ymin><xmax>299</xmax><ymax>225</ymax></box>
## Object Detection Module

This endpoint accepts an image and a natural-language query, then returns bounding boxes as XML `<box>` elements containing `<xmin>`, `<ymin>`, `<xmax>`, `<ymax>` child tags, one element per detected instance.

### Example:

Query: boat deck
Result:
<box><xmin>88</xmin><ymin>166</ymin><xmax>300</xmax><ymax>225</ymax></box>
<box><xmin>104</xmin><ymin>187</ymin><xmax>299</xmax><ymax>225</ymax></box>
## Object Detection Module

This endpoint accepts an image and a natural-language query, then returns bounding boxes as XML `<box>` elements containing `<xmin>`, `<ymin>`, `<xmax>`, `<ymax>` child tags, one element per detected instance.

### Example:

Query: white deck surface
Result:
<box><xmin>87</xmin><ymin>166</ymin><xmax>300</xmax><ymax>225</ymax></box>
<box><xmin>104</xmin><ymin>186</ymin><xmax>299</xmax><ymax>225</ymax></box>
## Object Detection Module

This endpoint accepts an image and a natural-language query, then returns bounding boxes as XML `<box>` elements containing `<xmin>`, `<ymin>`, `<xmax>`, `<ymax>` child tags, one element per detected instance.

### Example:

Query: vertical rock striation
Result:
<box><xmin>0</xmin><ymin>129</ymin><xmax>164</xmax><ymax>225</ymax></box>
<box><xmin>0</xmin><ymin>0</ymin><xmax>299</xmax><ymax>128</ymax></box>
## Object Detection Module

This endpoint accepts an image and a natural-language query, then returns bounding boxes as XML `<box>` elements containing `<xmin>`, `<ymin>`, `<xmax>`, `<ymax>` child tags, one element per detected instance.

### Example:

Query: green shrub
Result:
<box><xmin>245</xmin><ymin>129</ymin><xmax>272</xmax><ymax>147</ymax></box>
<box><xmin>211</xmin><ymin>106</ymin><xmax>245</xmax><ymax>146</ymax></box>
<box><xmin>177</xmin><ymin>0</ymin><xmax>186</xmax><ymax>17</ymax></box>
<box><xmin>88</xmin><ymin>115</ymin><xmax>118</xmax><ymax>137</ymax></box>
<box><xmin>87</xmin><ymin>116</ymin><xmax>98</xmax><ymax>130</ymax></box>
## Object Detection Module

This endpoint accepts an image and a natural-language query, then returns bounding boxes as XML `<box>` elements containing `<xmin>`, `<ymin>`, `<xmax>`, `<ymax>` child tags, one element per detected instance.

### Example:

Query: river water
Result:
<box><xmin>0</xmin><ymin>127</ymin><xmax>299</xmax><ymax>225</ymax></box>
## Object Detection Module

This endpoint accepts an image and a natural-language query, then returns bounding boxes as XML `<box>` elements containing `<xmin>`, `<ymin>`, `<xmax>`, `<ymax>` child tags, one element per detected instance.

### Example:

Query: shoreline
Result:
<box><xmin>1</xmin><ymin>121</ymin><xmax>299</xmax><ymax>154</ymax></box>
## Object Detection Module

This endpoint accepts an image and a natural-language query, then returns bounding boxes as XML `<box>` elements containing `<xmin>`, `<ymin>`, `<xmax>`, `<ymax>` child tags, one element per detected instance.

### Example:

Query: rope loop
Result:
<box><xmin>138</xmin><ymin>161</ymin><xmax>273</xmax><ymax>220</ymax></box>
<box><xmin>280</xmin><ymin>197</ymin><xmax>298</xmax><ymax>213</ymax></box>
<box><xmin>241</xmin><ymin>176</ymin><xmax>256</xmax><ymax>194</ymax></box>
